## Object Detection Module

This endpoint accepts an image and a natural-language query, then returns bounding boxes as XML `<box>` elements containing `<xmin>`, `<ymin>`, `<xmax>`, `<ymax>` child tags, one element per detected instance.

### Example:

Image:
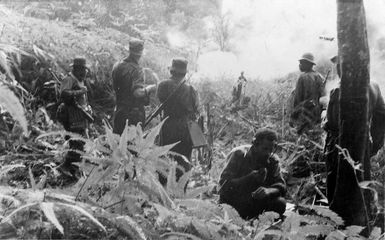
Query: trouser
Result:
<box><xmin>158</xmin><ymin>117</ymin><xmax>193</xmax><ymax>186</ymax></box>
<box><xmin>113</xmin><ymin>107</ymin><xmax>145</xmax><ymax>135</ymax></box>
<box><xmin>62</xmin><ymin>130</ymin><xmax>86</xmax><ymax>175</ymax></box>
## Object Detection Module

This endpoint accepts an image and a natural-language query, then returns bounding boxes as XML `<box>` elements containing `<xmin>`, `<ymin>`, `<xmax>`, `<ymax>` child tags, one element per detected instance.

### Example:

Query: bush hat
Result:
<box><xmin>70</xmin><ymin>57</ymin><xmax>89</xmax><ymax>68</ymax></box>
<box><xmin>129</xmin><ymin>39</ymin><xmax>144</xmax><ymax>55</ymax></box>
<box><xmin>170</xmin><ymin>58</ymin><xmax>188</xmax><ymax>74</ymax></box>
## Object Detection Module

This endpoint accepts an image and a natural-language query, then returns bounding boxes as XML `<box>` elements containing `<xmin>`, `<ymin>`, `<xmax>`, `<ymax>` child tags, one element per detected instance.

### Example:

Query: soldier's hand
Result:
<box><xmin>251</xmin><ymin>187</ymin><xmax>272</xmax><ymax>201</ymax></box>
<box><xmin>249</xmin><ymin>168</ymin><xmax>267</xmax><ymax>184</ymax></box>
<box><xmin>79</xmin><ymin>86</ymin><xmax>88</xmax><ymax>93</ymax></box>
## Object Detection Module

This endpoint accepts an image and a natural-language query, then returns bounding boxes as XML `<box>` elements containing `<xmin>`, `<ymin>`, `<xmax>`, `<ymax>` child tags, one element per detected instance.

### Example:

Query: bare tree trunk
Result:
<box><xmin>332</xmin><ymin>0</ymin><xmax>370</xmax><ymax>229</ymax></box>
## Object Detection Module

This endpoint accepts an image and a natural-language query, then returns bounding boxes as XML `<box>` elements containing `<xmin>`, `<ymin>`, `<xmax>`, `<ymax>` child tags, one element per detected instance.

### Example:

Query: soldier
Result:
<box><xmin>219</xmin><ymin>128</ymin><xmax>286</xmax><ymax>219</ymax></box>
<box><xmin>232</xmin><ymin>71</ymin><xmax>247</xmax><ymax>106</ymax></box>
<box><xmin>157</xmin><ymin>58</ymin><xmax>199</xmax><ymax>179</ymax></box>
<box><xmin>56</xmin><ymin>57</ymin><xmax>93</xmax><ymax>176</ymax></box>
<box><xmin>291</xmin><ymin>53</ymin><xmax>325</xmax><ymax>134</ymax></box>
<box><xmin>112</xmin><ymin>39</ymin><xmax>156</xmax><ymax>134</ymax></box>
<box><xmin>324</xmin><ymin>55</ymin><xmax>385</xmax><ymax>205</ymax></box>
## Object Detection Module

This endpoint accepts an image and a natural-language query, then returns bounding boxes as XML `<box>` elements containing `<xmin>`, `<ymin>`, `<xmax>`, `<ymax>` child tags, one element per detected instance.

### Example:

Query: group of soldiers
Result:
<box><xmin>54</xmin><ymin>39</ymin><xmax>385</xmax><ymax>224</ymax></box>
<box><xmin>56</xmin><ymin>39</ymin><xmax>198</xmax><ymax>179</ymax></box>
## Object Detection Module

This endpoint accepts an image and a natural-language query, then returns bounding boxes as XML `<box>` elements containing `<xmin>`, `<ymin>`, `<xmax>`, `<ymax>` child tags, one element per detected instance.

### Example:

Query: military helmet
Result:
<box><xmin>299</xmin><ymin>52</ymin><xmax>315</xmax><ymax>65</ymax></box>
<box><xmin>170</xmin><ymin>58</ymin><xmax>188</xmax><ymax>74</ymax></box>
<box><xmin>129</xmin><ymin>39</ymin><xmax>144</xmax><ymax>55</ymax></box>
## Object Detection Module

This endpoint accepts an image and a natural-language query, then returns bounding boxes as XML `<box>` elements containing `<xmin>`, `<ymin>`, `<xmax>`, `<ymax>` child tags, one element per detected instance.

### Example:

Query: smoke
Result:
<box><xmin>196</xmin><ymin>0</ymin><xmax>385</xmax><ymax>84</ymax></box>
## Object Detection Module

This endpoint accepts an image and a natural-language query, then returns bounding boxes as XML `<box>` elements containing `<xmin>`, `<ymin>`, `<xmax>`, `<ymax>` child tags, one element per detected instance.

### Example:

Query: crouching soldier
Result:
<box><xmin>56</xmin><ymin>57</ymin><xmax>93</xmax><ymax>177</ymax></box>
<box><xmin>219</xmin><ymin>128</ymin><xmax>286</xmax><ymax>219</ymax></box>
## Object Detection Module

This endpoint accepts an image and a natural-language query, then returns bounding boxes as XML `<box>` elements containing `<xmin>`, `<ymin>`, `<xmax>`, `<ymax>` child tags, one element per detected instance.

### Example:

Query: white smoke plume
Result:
<box><xmin>197</xmin><ymin>0</ymin><xmax>385</xmax><ymax>85</ymax></box>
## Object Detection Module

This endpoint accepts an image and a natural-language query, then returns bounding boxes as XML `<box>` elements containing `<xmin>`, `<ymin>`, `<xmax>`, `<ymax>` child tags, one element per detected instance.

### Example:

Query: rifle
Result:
<box><xmin>48</xmin><ymin>68</ymin><xmax>94</xmax><ymax>122</ymax></box>
<box><xmin>323</xmin><ymin>69</ymin><xmax>331</xmax><ymax>86</ymax></box>
<box><xmin>143</xmin><ymin>74</ymin><xmax>192</xmax><ymax>128</ymax></box>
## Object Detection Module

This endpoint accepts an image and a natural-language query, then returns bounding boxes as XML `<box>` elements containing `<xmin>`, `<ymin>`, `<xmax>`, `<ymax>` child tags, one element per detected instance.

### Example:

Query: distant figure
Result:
<box><xmin>232</xmin><ymin>71</ymin><xmax>247</xmax><ymax>106</ymax></box>
<box><xmin>291</xmin><ymin>53</ymin><xmax>324</xmax><ymax>134</ymax></box>
<box><xmin>219</xmin><ymin>128</ymin><xmax>286</xmax><ymax>219</ymax></box>
<box><xmin>157</xmin><ymin>58</ymin><xmax>199</xmax><ymax>180</ymax></box>
<box><xmin>56</xmin><ymin>57</ymin><xmax>94</xmax><ymax>177</ymax></box>
<box><xmin>112</xmin><ymin>39</ymin><xmax>156</xmax><ymax>134</ymax></box>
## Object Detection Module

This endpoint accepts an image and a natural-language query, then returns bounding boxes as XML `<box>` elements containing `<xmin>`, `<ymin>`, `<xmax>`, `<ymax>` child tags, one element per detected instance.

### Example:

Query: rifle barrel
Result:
<box><xmin>143</xmin><ymin>75</ymin><xmax>191</xmax><ymax>128</ymax></box>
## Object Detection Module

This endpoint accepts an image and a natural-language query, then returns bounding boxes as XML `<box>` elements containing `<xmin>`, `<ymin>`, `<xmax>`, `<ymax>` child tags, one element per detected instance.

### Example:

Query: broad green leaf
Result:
<box><xmin>0</xmin><ymin>84</ymin><xmax>27</xmax><ymax>134</ymax></box>
<box><xmin>28</xmin><ymin>167</ymin><xmax>37</xmax><ymax>190</ymax></box>
<box><xmin>1</xmin><ymin>202</ymin><xmax>38</xmax><ymax>223</ymax></box>
<box><xmin>161</xmin><ymin>232</ymin><xmax>203</xmax><ymax>240</ymax></box>
<box><xmin>0</xmin><ymin>164</ymin><xmax>25</xmax><ymax>178</ymax></box>
<box><xmin>118</xmin><ymin>120</ymin><xmax>129</xmax><ymax>155</ymax></box>
<box><xmin>56</xmin><ymin>202</ymin><xmax>106</xmax><ymax>232</ymax></box>
<box><xmin>40</xmin><ymin>202</ymin><xmax>64</xmax><ymax>234</ymax></box>
<box><xmin>185</xmin><ymin>184</ymin><xmax>215</xmax><ymax>199</ymax></box>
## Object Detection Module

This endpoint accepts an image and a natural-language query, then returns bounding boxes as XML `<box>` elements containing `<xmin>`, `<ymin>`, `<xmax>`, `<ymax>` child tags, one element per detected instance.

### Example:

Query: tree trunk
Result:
<box><xmin>332</xmin><ymin>0</ymin><xmax>370</xmax><ymax>228</ymax></box>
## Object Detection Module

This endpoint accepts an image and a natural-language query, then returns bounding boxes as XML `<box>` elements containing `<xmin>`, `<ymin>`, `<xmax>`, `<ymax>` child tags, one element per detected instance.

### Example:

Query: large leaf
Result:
<box><xmin>0</xmin><ymin>84</ymin><xmax>27</xmax><ymax>134</ymax></box>
<box><xmin>56</xmin><ymin>202</ymin><xmax>106</xmax><ymax>233</ymax></box>
<box><xmin>40</xmin><ymin>202</ymin><xmax>64</xmax><ymax>234</ymax></box>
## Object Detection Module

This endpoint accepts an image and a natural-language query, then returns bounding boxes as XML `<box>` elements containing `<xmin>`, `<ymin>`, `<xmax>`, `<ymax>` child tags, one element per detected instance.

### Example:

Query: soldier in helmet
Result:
<box><xmin>157</xmin><ymin>58</ymin><xmax>199</xmax><ymax>180</ymax></box>
<box><xmin>57</xmin><ymin>57</ymin><xmax>93</xmax><ymax>176</ymax></box>
<box><xmin>291</xmin><ymin>53</ymin><xmax>325</xmax><ymax>134</ymax></box>
<box><xmin>112</xmin><ymin>39</ymin><xmax>156</xmax><ymax>134</ymax></box>
<box><xmin>218</xmin><ymin>128</ymin><xmax>286</xmax><ymax>219</ymax></box>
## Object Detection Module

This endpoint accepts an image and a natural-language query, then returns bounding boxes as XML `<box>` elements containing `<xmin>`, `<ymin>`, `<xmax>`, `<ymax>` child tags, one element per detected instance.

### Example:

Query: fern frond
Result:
<box><xmin>310</xmin><ymin>205</ymin><xmax>344</xmax><ymax>226</ymax></box>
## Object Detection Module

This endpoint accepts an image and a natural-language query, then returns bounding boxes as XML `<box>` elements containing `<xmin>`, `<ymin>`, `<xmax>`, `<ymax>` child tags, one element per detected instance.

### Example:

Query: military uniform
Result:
<box><xmin>57</xmin><ymin>58</ymin><xmax>92</xmax><ymax>173</ymax></box>
<box><xmin>157</xmin><ymin>58</ymin><xmax>198</xmax><ymax>178</ymax></box>
<box><xmin>219</xmin><ymin>145</ymin><xmax>286</xmax><ymax>219</ymax></box>
<box><xmin>112</xmin><ymin>40</ymin><xmax>149</xmax><ymax>134</ymax></box>
<box><xmin>291</xmin><ymin>53</ymin><xmax>324</xmax><ymax>133</ymax></box>
<box><xmin>324</xmin><ymin>82</ymin><xmax>385</xmax><ymax>203</ymax></box>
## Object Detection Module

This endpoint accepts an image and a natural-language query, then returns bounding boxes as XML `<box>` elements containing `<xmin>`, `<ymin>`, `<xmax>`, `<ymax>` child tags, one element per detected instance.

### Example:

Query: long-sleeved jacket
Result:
<box><xmin>293</xmin><ymin>70</ymin><xmax>324</xmax><ymax>108</ymax></box>
<box><xmin>59</xmin><ymin>73</ymin><xmax>88</xmax><ymax>107</ymax></box>
<box><xmin>325</xmin><ymin>82</ymin><xmax>385</xmax><ymax>156</ymax></box>
<box><xmin>219</xmin><ymin>145</ymin><xmax>286</xmax><ymax>205</ymax></box>
<box><xmin>157</xmin><ymin>77</ymin><xmax>199</xmax><ymax>161</ymax></box>
<box><xmin>112</xmin><ymin>57</ymin><xmax>149</xmax><ymax>133</ymax></box>
<box><xmin>58</xmin><ymin>73</ymin><xmax>90</xmax><ymax>133</ymax></box>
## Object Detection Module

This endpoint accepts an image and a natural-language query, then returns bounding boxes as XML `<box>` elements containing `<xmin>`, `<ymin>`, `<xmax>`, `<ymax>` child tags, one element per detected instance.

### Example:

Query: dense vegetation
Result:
<box><xmin>0</xmin><ymin>1</ymin><xmax>384</xmax><ymax>239</ymax></box>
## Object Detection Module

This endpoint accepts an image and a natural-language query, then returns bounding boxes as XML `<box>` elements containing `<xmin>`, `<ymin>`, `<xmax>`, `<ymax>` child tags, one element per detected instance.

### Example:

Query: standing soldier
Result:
<box><xmin>324</xmin><ymin>55</ymin><xmax>385</xmax><ymax>210</ymax></box>
<box><xmin>157</xmin><ymin>58</ymin><xmax>199</xmax><ymax>179</ymax></box>
<box><xmin>57</xmin><ymin>57</ymin><xmax>93</xmax><ymax>176</ymax></box>
<box><xmin>291</xmin><ymin>52</ymin><xmax>325</xmax><ymax>134</ymax></box>
<box><xmin>232</xmin><ymin>71</ymin><xmax>247</xmax><ymax>106</ymax></box>
<box><xmin>112</xmin><ymin>39</ymin><xmax>156</xmax><ymax>134</ymax></box>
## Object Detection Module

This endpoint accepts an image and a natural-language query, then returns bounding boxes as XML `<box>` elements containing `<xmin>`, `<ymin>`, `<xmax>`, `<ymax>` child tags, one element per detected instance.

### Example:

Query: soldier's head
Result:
<box><xmin>71</xmin><ymin>57</ymin><xmax>88</xmax><ymax>81</ymax></box>
<box><xmin>252</xmin><ymin>128</ymin><xmax>278</xmax><ymax>161</ymax></box>
<box><xmin>170</xmin><ymin>58</ymin><xmax>188</xmax><ymax>79</ymax></box>
<box><xmin>128</xmin><ymin>39</ymin><xmax>144</xmax><ymax>61</ymax></box>
<box><xmin>299</xmin><ymin>53</ymin><xmax>315</xmax><ymax>72</ymax></box>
